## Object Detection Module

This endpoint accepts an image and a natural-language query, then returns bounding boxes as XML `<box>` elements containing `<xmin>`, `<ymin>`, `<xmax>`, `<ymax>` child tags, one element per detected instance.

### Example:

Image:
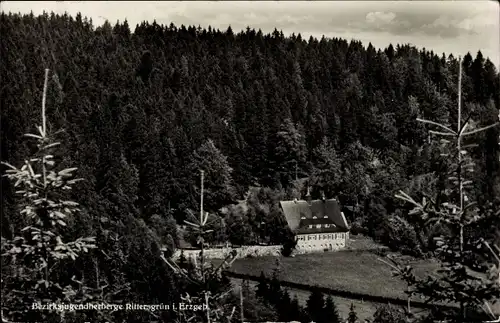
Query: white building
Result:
<box><xmin>280</xmin><ymin>190</ymin><xmax>350</xmax><ymax>252</ymax></box>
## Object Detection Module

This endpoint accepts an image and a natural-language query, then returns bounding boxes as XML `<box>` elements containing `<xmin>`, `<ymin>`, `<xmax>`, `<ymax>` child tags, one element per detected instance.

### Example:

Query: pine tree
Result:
<box><xmin>277</xmin><ymin>289</ymin><xmax>292</xmax><ymax>321</ymax></box>
<box><xmin>311</xmin><ymin>137</ymin><xmax>342</xmax><ymax>198</ymax></box>
<box><xmin>289</xmin><ymin>295</ymin><xmax>302</xmax><ymax>321</ymax></box>
<box><xmin>381</xmin><ymin>57</ymin><xmax>500</xmax><ymax>322</ymax></box>
<box><xmin>255</xmin><ymin>271</ymin><xmax>269</xmax><ymax>301</ymax></box>
<box><xmin>162</xmin><ymin>170</ymin><xmax>237</xmax><ymax>323</ymax></box>
<box><xmin>319</xmin><ymin>295</ymin><xmax>340</xmax><ymax>323</ymax></box>
<box><xmin>348</xmin><ymin>302</ymin><xmax>359</xmax><ymax>323</ymax></box>
<box><xmin>188</xmin><ymin>139</ymin><xmax>237</xmax><ymax>213</ymax></box>
<box><xmin>271</xmin><ymin>118</ymin><xmax>307</xmax><ymax>188</ymax></box>
<box><xmin>178</xmin><ymin>249</ymin><xmax>187</xmax><ymax>269</ymax></box>
<box><xmin>306</xmin><ymin>288</ymin><xmax>325</xmax><ymax>323</ymax></box>
<box><xmin>1</xmin><ymin>69</ymin><xmax>99</xmax><ymax>322</ymax></box>
<box><xmin>237</xmin><ymin>279</ymin><xmax>278</xmax><ymax>322</ymax></box>
<box><xmin>268</xmin><ymin>270</ymin><xmax>282</xmax><ymax>306</ymax></box>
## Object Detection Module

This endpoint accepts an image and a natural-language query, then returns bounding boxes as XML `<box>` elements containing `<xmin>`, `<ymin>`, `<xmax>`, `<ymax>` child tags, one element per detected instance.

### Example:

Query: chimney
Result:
<box><xmin>306</xmin><ymin>186</ymin><xmax>311</xmax><ymax>205</ymax></box>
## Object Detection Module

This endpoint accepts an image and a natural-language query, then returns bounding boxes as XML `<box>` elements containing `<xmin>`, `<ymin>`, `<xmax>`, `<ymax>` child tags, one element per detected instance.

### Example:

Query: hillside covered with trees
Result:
<box><xmin>1</xmin><ymin>11</ymin><xmax>499</xmax><ymax>322</ymax></box>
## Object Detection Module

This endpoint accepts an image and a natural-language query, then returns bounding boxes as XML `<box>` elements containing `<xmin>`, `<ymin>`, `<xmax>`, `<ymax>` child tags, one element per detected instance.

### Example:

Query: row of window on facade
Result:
<box><xmin>297</xmin><ymin>233</ymin><xmax>346</xmax><ymax>241</ymax></box>
<box><xmin>308</xmin><ymin>223</ymin><xmax>335</xmax><ymax>229</ymax></box>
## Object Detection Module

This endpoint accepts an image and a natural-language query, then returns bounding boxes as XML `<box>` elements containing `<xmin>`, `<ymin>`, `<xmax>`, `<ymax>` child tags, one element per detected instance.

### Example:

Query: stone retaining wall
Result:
<box><xmin>171</xmin><ymin>243</ymin><xmax>350</xmax><ymax>261</ymax></box>
<box><xmin>172</xmin><ymin>245</ymin><xmax>283</xmax><ymax>261</ymax></box>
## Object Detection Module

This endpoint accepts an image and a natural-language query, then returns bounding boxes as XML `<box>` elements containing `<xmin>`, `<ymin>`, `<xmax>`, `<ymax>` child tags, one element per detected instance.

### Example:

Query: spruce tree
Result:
<box><xmin>311</xmin><ymin>136</ymin><xmax>342</xmax><ymax>198</ymax></box>
<box><xmin>321</xmin><ymin>295</ymin><xmax>341</xmax><ymax>323</ymax></box>
<box><xmin>187</xmin><ymin>139</ymin><xmax>237</xmax><ymax>213</ymax></box>
<box><xmin>348</xmin><ymin>302</ymin><xmax>358</xmax><ymax>323</ymax></box>
<box><xmin>1</xmin><ymin>69</ymin><xmax>99</xmax><ymax>322</ymax></box>
<box><xmin>238</xmin><ymin>279</ymin><xmax>278</xmax><ymax>322</ymax></box>
<box><xmin>271</xmin><ymin>118</ymin><xmax>307</xmax><ymax>188</ymax></box>
<box><xmin>178</xmin><ymin>249</ymin><xmax>187</xmax><ymax>269</ymax></box>
<box><xmin>162</xmin><ymin>170</ymin><xmax>237</xmax><ymax>323</ymax></box>
<box><xmin>381</xmin><ymin>57</ymin><xmax>500</xmax><ymax>322</ymax></box>
<box><xmin>255</xmin><ymin>271</ymin><xmax>269</xmax><ymax>301</ymax></box>
<box><xmin>268</xmin><ymin>270</ymin><xmax>282</xmax><ymax>306</ymax></box>
<box><xmin>277</xmin><ymin>289</ymin><xmax>292</xmax><ymax>321</ymax></box>
<box><xmin>289</xmin><ymin>295</ymin><xmax>302</xmax><ymax>321</ymax></box>
<box><xmin>306</xmin><ymin>288</ymin><xmax>325</xmax><ymax>323</ymax></box>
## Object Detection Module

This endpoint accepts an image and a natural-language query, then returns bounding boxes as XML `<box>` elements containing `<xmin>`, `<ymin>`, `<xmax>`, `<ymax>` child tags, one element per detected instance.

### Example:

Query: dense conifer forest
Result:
<box><xmin>1</xmin><ymin>11</ymin><xmax>499</xmax><ymax>322</ymax></box>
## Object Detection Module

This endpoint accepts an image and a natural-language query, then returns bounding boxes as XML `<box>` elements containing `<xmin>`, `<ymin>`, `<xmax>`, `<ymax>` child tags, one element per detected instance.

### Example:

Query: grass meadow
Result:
<box><xmin>226</xmin><ymin>235</ymin><xmax>440</xmax><ymax>320</ymax></box>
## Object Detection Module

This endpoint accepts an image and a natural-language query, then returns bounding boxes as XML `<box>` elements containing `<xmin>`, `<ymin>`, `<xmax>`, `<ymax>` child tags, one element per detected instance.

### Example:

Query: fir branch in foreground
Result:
<box><xmin>1</xmin><ymin>69</ymin><xmax>101</xmax><ymax>323</ymax></box>
<box><xmin>379</xmin><ymin>57</ymin><xmax>500</xmax><ymax>323</ymax></box>
<box><xmin>161</xmin><ymin>170</ymin><xmax>237</xmax><ymax>323</ymax></box>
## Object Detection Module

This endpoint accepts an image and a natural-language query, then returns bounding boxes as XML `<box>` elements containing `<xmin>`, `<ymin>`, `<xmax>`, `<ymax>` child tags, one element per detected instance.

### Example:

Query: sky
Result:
<box><xmin>2</xmin><ymin>1</ymin><xmax>499</xmax><ymax>67</ymax></box>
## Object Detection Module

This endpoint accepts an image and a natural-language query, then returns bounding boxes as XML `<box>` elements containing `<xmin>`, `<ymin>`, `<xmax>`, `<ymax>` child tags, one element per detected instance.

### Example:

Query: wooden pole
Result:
<box><xmin>42</xmin><ymin>69</ymin><xmax>49</xmax><ymax>136</ymax></box>
<box><xmin>240</xmin><ymin>283</ymin><xmax>244</xmax><ymax>323</ymax></box>
<box><xmin>457</xmin><ymin>56</ymin><xmax>466</xmax><ymax>320</ymax></box>
<box><xmin>457</xmin><ymin>57</ymin><xmax>464</xmax><ymax>256</ymax></box>
<box><xmin>200</xmin><ymin>170</ymin><xmax>204</xmax><ymax>220</ymax></box>
<box><xmin>200</xmin><ymin>169</ymin><xmax>207</xmax><ymax>323</ymax></box>
<box><xmin>458</xmin><ymin>56</ymin><xmax>463</xmax><ymax>219</ymax></box>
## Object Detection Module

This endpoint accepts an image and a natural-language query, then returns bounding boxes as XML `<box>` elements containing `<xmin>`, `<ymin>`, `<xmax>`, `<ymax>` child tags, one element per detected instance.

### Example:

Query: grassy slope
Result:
<box><xmin>230</xmin><ymin>251</ymin><xmax>438</xmax><ymax>300</ymax></box>
<box><xmin>229</xmin><ymin>236</ymin><xmax>439</xmax><ymax>300</ymax></box>
<box><xmin>222</xmin><ymin>236</ymin><xmax>500</xmax><ymax>320</ymax></box>
<box><xmin>224</xmin><ymin>236</ymin><xmax>439</xmax><ymax>320</ymax></box>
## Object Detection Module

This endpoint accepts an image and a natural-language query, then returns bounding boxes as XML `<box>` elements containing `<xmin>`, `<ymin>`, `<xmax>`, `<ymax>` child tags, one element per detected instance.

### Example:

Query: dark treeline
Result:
<box><xmin>2</xmin><ymin>12</ymin><xmax>499</xmax><ymax>251</ymax></box>
<box><xmin>1</xmin><ymin>11</ymin><xmax>499</xmax><ymax>321</ymax></box>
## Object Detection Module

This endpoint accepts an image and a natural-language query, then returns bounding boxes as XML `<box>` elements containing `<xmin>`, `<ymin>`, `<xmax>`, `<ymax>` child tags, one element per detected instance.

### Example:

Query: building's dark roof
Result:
<box><xmin>280</xmin><ymin>199</ymin><xmax>349</xmax><ymax>234</ymax></box>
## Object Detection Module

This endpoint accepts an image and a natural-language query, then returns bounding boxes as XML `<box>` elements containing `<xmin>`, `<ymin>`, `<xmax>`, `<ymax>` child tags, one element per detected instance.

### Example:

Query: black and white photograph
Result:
<box><xmin>1</xmin><ymin>1</ymin><xmax>499</xmax><ymax>322</ymax></box>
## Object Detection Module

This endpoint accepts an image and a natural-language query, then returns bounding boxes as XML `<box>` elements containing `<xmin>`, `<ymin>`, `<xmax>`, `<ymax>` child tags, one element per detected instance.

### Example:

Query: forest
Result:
<box><xmin>1</xmin><ymin>11</ymin><xmax>499</xmax><ymax>323</ymax></box>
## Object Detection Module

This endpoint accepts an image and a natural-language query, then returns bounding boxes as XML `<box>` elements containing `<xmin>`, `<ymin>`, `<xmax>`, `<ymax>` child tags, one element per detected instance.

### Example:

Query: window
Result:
<box><xmin>316</xmin><ymin>224</ymin><xmax>321</xmax><ymax>229</ymax></box>
<box><xmin>325</xmin><ymin>224</ymin><xmax>330</xmax><ymax>228</ymax></box>
<box><xmin>334</xmin><ymin>233</ymin><xmax>337</xmax><ymax>239</ymax></box>
<box><xmin>341</xmin><ymin>233</ymin><xmax>345</xmax><ymax>238</ymax></box>
<box><xmin>308</xmin><ymin>225</ymin><xmax>313</xmax><ymax>229</ymax></box>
